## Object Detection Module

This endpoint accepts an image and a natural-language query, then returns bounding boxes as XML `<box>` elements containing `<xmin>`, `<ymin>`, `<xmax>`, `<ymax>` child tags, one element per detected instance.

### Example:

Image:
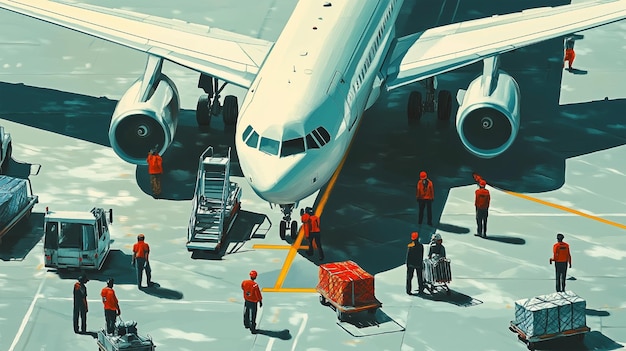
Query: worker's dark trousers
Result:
<box><xmin>104</xmin><ymin>309</ymin><xmax>117</xmax><ymax>334</ymax></box>
<box><xmin>555</xmin><ymin>262</ymin><xmax>568</xmax><ymax>292</ymax></box>
<box><xmin>307</xmin><ymin>232</ymin><xmax>324</xmax><ymax>259</ymax></box>
<box><xmin>418</xmin><ymin>200</ymin><xmax>433</xmax><ymax>225</ymax></box>
<box><xmin>476</xmin><ymin>209</ymin><xmax>488</xmax><ymax>236</ymax></box>
<box><xmin>406</xmin><ymin>265</ymin><xmax>424</xmax><ymax>294</ymax></box>
<box><xmin>136</xmin><ymin>258</ymin><xmax>152</xmax><ymax>288</ymax></box>
<box><xmin>73</xmin><ymin>304</ymin><xmax>87</xmax><ymax>333</ymax></box>
<box><xmin>243</xmin><ymin>300</ymin><xmax>258</xmax><ymax>329</ymax></box>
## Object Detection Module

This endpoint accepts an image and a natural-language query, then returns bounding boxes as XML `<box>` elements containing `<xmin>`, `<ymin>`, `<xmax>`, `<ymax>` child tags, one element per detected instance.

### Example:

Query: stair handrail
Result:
<box><xmin>189</xmin><ymin>146</ymin><xmax>215</xmax><ymax>241</ymax></box>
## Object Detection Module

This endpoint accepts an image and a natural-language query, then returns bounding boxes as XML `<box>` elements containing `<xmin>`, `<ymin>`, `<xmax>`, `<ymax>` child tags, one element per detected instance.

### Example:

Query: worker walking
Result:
<box><xmin>73</xmin><ymin>275</ymin><xmax>89</xmax><ymax>334</ymax></box>
<box><xmin>101</xmin><ymin>278</ymin><xmax>121</xmax><ymax>335</ymax></box>
<box><xmin>564</xmin><ymin>37</ymin><xmax>576</xmax><ymax>70</ymax></box>
<box><xmin>306</xmin><ymin>208</ymin><xmax>324</xmax><ymax>260</ymax></box>
<box><xmin>474</xmin><ymin>179</ymin><xmax>490</xmax><ymax>238</ymax></box>
<box><xmin>549</xmin><ymin>233</ymin><xmax>572</xmax><ymax>292</ymax></box>
<box><xmin>132</xmin><ymin>233</ymin><xmax>152</xmax><ymax>289</ymax></box>
<box><xmin>428</xmin><ymin>233</ymin><xmax>446</xmax><ymax>260</ymax></box>
<box><xmin>416</xmin><ymin>171</ymin><xmax>434</xmax><ymax>226</ymax></box>
<box><xmin>241</xmin><ymin>270</ymin><xmax>263</xmax><ymax>334</ymax></box>
<box><xmin>147</xmin><ymin>148</ymin><xmax>163</xmax><ymax>198</ymax></box>
<box><xmin>405</xmin><ymin>232</ymin><xmax>424</xmax><ymax>295</ymax></box>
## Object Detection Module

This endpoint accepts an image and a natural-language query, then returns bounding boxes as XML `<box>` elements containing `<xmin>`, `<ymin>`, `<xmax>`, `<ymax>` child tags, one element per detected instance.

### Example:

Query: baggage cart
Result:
<box><xmin>97</xmin><ymin>320</ymin><xmax>155</xmax><ymax>351</ymax></box>
<box><xmin>509</xmin><ymin>321</ymin><xmax>589</xmax><ymax>350</ymax></box>
<box><xmin>0</xmin><ymin>175</ymin><xmax>38</xmax><ymax>244</ymax></box>
<box><xmin>316</xmin><ymin>261</ymin><xmax>381</xmax><ymax>321</ymax></box>
<box><xmin>422</xmin><ymin>257</ymin><xmax>451</xmax><ymax>295</ymax></box>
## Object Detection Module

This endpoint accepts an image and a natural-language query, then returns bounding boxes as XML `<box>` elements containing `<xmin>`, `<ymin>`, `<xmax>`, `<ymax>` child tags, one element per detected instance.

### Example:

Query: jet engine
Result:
<box><xmin>108</xmin><ymin>74</ymin><xmax>179</xmax><ymax>165</ymax></box>
<box><xmin>455</xmin><ymin>72</ymin><xmax>520</xmax><ymax>158</ymax></box>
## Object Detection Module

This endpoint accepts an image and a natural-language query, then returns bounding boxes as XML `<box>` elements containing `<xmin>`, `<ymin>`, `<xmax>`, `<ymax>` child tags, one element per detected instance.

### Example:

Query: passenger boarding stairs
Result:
<box><xmin>187</xmin><ymin>146</ymin><xmax>241</xmax><ymax>252</ymax></box>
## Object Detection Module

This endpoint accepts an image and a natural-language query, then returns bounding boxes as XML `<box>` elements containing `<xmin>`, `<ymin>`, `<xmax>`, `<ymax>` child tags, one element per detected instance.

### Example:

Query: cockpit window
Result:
<box><xmin>306</xmin><ymin>134</ymin><xmax>320</xmax><ymax>149</ymax></box>
<box><xmin>281</xmin><ymin>138</ymin><xmax>305</xmax><ymax>157</ymax></box>
<box><xmin>246</xmin><ymin>130</ymin><xmax>259</xmax><ymax>148</ymax></box>
<box><xmin>259</xmin><ymin>137</ymin><xmax>279</xmax><ymax>155</ymax></box>
<box><xmin>242</xmin><ymin>125</ymin><xmax>253</xmax><ymax>141</ymax></box>
<box><xmin>316</xmin><ymin>127</ymin><xmax>331</xmax><ymax>143</ymax></box>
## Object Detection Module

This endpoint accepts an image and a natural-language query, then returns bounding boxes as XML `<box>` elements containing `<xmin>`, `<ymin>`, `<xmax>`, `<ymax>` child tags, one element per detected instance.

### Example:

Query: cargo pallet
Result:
<box><xmin>0</xmin><ymin>176</ymin><xmax>38</xmax><ymax>245</ymax></box>
<box><xmin>509</xmin><ymin>320</ymin><xmax>589</xmax><ymax>351</ymax></box>
<box><xmin>317</xmin><ymin>288</ymin><xmax>381</xmax><ymax>321</ymax></box>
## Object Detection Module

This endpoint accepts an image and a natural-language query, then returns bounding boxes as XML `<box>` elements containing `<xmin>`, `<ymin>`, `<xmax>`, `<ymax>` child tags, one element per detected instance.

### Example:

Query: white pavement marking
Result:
<box><xmin>290</xmin><ymin>312</ymin><xmax>308</xmax><ymax>351</ymax></box>
<box><xmin>265</xmin><ymin>337</ymin><xmax>275</xmax><ymax>351</ymax></box>
<box><xmin>8</xmin><ymin>276</ymin><xmax>46</xmax><ymax>351</ymax></box>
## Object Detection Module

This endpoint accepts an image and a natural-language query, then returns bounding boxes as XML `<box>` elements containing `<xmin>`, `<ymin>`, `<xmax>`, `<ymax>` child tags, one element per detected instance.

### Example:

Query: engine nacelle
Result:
<box><xmin>456</xmin><ymin>72</ymin><xmax>520</xmax><ymax>158</ymax></box>
<box><xmin>108</xmin><ymin>74</ymin><xmax>179</xmax><ymax>165</ymax></box>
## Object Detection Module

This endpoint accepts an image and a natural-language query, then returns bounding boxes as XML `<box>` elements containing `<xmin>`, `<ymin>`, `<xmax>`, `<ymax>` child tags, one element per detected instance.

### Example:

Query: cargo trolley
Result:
<box><xmin>509</xmin><ymin>320</ymin><xmax>589</xmax><ymax>350</ymax></box>
<box><xmin>422</xmin><ymin>257</ymin><xmax>452</xmax><ymax>295</ymax></box>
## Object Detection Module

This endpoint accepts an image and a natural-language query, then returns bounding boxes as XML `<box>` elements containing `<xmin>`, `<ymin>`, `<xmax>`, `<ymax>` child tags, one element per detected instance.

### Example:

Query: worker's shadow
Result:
<box><xmin>140</xmin><ymin>282</ymin><xmax>183</xmax><ymax>300</ymax></box>
<box><xmin>419</xmin><ymin>289</ymin><xmax>483</xmax><ymax>307</ymax></box>
<box><xmin>481</xmin><ymin>234</ymin><xmax>526</xmax><ymax>245</ymax></box>
<box><xmin>253</xmin><ymin>329</ymin><xmax>292</xmax><ymax>340</ymax></box>
<box><xmin>566</xmin><ymin>68</ymin><xmax>588</xmax><ymax>75</ymax></box>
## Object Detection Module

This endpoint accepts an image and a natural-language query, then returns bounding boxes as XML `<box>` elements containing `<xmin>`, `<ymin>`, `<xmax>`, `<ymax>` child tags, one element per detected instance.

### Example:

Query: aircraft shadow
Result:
<box><xmin>0</xmin><ymin>212</ymin><xmax>43</xmax><ymax>261</ymax></box>
<box><xmin>139</xmin><ymin>282</ymin><xmax>184</xmax><ymax>300</ymax></box>
<box><xmin>254</xmin><ymin>329</ymin><xmax>292</xmax><ymax>340</ymax></box>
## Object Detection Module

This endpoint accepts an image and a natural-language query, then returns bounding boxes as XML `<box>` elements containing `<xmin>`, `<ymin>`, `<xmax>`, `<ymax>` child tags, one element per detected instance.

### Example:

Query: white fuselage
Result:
<box><xmin>236</xmin><ymin>0</ymin><xmax>402</xmax><ymax>205</ymax></box>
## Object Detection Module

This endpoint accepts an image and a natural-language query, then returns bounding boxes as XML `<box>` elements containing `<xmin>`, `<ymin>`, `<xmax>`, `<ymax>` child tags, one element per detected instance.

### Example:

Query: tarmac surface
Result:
<box><xmin>0</xmin><ymin>0</ymin><xmax>625</xmax><ymax>350</ymax></box>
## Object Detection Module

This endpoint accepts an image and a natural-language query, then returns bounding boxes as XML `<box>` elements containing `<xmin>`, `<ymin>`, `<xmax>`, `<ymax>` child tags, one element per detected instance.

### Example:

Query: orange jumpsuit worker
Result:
<box><xmin>474</xmin><ymin>180</ymin><xmax>490</xmax><ymax>238</ymax></box>
<box><xmin>147</xmin><ymin>149</ymin><xmax>163</xmax><ymax>198</ymax></box>
<box><xmin>300</xmin><ymin>207</ymin><xmax>310</xmax><ymax>240</ymax></box>
<box><xmin>564</xmin><ymin>37</ymin><xmax>575</xmax><ymax>70</ymax></box>
<box><xmin>132</xmin><ymin>233</ymin><xmax>152</xmax><ymax>289</ymax></box>
<box><xmin>241</xmin><ymin>270</ymin><xmax>263</xmax><ymax>334</ymax></box>
<box><xmin>549</xmin><ymin>233</ymin><xmax>572</xmax><ymax>292</ymax></box>
<box><xmin>101</xmin><ymin>278</ymin><xmax>121</xmax><ymax>335</ymax></box>
<box><xmin>416</xmin><ymin>171</ymin><xmax>434</xmax><ymax>226</ymax></box>
<box><xmin>306</xmin><ymin>208</ymin><xmax>324</xmax><ymax>260</ymax></box>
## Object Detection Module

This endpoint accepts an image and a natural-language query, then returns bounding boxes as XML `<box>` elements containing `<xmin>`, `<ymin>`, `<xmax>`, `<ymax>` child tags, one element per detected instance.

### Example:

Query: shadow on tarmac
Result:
<box><xmin>521</xmin><ymin>330</ymin><xmax>623</xmax><ymax>351</ymax></box>
<box><xmin>56</xmin><ymin>249</ymin><xmax>137</xmax><ymax>285</ymax></box>
<box><xmin>140</xmin><ymin>282</ymin><xmax>184</xmax><ymax>300</ymax></box>
<box><xmin>0</xmin><ymin>212</ymin><xmax>43</xmax><ymax>261</ymax></box>
<box><xmin>481</xmin><ymin>234</ymin><xmax>526</xmax><ymax>245</ymax></box>
<box><xmin>254</xmin><ymin>329</ymin><xmax>292</xmax><ymax>340</ymax></box>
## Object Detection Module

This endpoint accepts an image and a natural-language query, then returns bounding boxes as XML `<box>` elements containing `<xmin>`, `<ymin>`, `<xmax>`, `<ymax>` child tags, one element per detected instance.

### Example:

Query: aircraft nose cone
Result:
<box><xmin>248</xmin><ymin>171</ymin><xmax>300</xmax><ymax>204</ymax></box>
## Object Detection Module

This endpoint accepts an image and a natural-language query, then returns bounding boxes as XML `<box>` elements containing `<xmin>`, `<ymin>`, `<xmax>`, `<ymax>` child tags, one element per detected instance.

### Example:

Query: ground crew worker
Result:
<box><xmin>306</xmin><ymin>208</ymin><xmax>324</xmax><ymax>260</ymax></box>
<box><xmin>405</xmin><ymin>232</ymin><xmax>424</xmax><ymax>295</ymax></box>
<box><xmin>564</xmin><ymin>37</ymin><xmax>576</xmax><ymax>70</ymax></box>
<box><xmin>428</xmin><ymin>233</ymin><xmax>446</xmax><ymax>260</ymax></box>
<box><xmin>101</xmin><ymin>278</ymin><xmax>121</xmax><ymax>335</ymax></box>
<box><xmin>73</xmin><ymin>275</ymin><xmax>88</xmax><ymax>334</ymax></box>
<box><xmin>147</xmin><ymin>148</ymin><xmax>163</xmax><ymax>198</ymax></box>
<box><xmin>549</xmin><ymin>233</ymin><xmax>572</xmax><ymax>292</ymax></box>
<box><xmin>416</xmin><ymin>171</ymin><xmax>434</xmax><ymax>226</ymax></box>
<box><xmin>132</xmin><ymin>233</ymin><xmax>152</xmax><ymax>289</ymax></box>
<box><xmin>474</xmin><ymin>179</ymin><xmax>490</xmax><ymax>238</ymax></box>
<box><xmin>241</xmin><ymin>270</ymin><xmax>263</xmax><ymax>334</ymax></box>
<box><xmin>300</xmin><ymin>207</ymin><xmax>310</xmax><ymax>240</ymax></box>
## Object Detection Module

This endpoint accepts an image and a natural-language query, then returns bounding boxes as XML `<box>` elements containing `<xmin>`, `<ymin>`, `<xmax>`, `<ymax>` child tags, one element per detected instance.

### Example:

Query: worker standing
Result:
<box><xmin>101</xmin><ymin>278</ymin><xmax>121</xmax><ymax>335</ymax></box>
<box><xmin>73</xmin><ymin>275</ymin><xmax>89</xmax><ymax>334</ymax></box>
<box><xmin>474</xmin><ymin>179</ymin><xmax>491</xmax><ymax>238</ymax></box>
<box><xmin>564</xmin><ymin>37</ymin><xmax>576</xmax><ymax>70</ymax></box>
<box><xmin>147</xmin><ymin>148</ymin><xmax>163</xmax><ymax>198</ymax></box>
<box><xmin>241</xmin><ymin>270</ymin><xmax>263</xmax><ymax>334</ymax></box>
<box><xmin>300</xmin><ymin>207</ymin><xmax>311</xmax><ymax>241</ymax></box>
<box><xmin>306</xmin><ymin>208</ymin><xmax>325</xmax><ymax>260</ymax></box>
<box><xmin>132</xmin><ymin>233</ymin><xmax>152</xmax><ymax>289</ymax></box>
<box><xmin>416</xmin><ymin>171</ymin><xmax>434</xmax><ymax>226</ymax></box>
<box><xmin>428</xmin><ymin>233</ymin><xmax>446</xmax><ymax>260</ymax></box>
<box><xmin>549</xmin><ymin>233</ymin><xmax>572</xmax><ymax>292</ymax></box>
<box><xmin>405</xmin><ymin>232</ymin><xmax>424</xmax><ymax>295</ymax></box>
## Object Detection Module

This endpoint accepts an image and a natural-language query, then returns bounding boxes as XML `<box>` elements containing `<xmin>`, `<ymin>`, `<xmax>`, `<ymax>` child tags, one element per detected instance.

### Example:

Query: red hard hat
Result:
<box><xmin>411</xmin><ymin>232</ymin><xmax>418</xmax><ymax>240</ymax></box>
<box><xmin>420</xmin><ymin>171</ymin><xmax>427</xmax><ymax>180</ymax></box>
<box><xmin>249</xmin><ymin>270</ymin><xmax>258</xmax><ymax>278</ymax></box>
<box><xmin>479</xmin><ymin>180</ymin><xmax>486</xmax><ymax>187</ymax></box>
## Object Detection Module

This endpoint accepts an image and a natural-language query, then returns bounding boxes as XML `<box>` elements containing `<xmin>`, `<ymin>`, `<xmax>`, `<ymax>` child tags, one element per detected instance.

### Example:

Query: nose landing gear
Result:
<box><xmin>279</xmin><ymin>204</ymin><xmax>298</xmax><ymax>240</ymax></box>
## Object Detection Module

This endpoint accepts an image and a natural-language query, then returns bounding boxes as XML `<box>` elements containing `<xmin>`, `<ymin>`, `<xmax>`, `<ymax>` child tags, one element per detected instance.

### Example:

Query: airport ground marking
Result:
<box><xmin>9</xmin><ymin>275</ymin><xmax>46</xmax><ymax>351</ymax></box>
<box><xmin>262</xmin><ymin>288</ymin><xmax>318</xmax><ymax>293</ymax></box>
<box><xmin>503</xmin><ymin>190</ymin><xmax>626</xmax><ymax>230</ymax></box>
<box><xmin>253</xmin><ymin>244</ymin><xmax>308</xmax><ymax>250</ymax></box>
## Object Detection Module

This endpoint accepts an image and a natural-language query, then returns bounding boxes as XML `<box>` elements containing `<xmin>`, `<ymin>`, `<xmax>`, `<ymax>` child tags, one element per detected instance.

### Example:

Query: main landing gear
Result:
<box><xmin>278</xmin><ymin>204</ymin><xmax>298</xmax><ymax>241</ymax></box>
<box><xmin>196</xmin><ymin>74</ymin><xmax>239</xmax><ymax>127</ymax></box>
<box><xmin>407</xmin><ymin>76</ymin><xmax>452</xmax><ymax>121</ymax></box>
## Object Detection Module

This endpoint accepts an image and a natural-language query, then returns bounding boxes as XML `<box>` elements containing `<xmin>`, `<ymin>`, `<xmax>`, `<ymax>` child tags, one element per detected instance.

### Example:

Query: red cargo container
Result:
<box><xmin>316</xmin><ymin>261</ymin><xmax>381</xmax><ymax>321</ymax></box>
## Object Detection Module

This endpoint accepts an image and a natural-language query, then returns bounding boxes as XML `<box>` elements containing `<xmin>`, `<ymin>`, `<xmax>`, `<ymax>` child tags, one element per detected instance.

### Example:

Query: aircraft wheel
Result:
<box><xmin>279</xmin><ymin>220</ymin><xmax>286</xmax><ymax>240</ymax></box>
<box><xmin>196</xmin><ymin>95</ymin><xmax>211</xmax><ymax>126</ymax></box>
<box><xmin>437</xmin><ymin>90</ymin><xmax>452</xmax><ymax>121</ymax></box>
<box><xmin>407</xmin><ymin>91</ymin><xmax>423</xmax><ymax>121</ymax></box>
<box><xmin>223</xmin><ymin>95</ymin><xmax>239</xmax><ymax>126</ymax></box>
<box><xmin>290</xmin><ymin>220</ymin><xmax>298</xmax><ymax>241</ymax></box>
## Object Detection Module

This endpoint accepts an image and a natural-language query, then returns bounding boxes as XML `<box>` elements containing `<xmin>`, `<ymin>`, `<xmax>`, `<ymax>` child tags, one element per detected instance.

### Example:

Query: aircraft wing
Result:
<box><xmin>384</xmin><ymin>0</ymin><xmax>626</xmax><ymax>91</ymax></box>
<box><xmin>0</xmin><ymin>0</ymin><xmax>274</xmax><ymax>88</ymax></box>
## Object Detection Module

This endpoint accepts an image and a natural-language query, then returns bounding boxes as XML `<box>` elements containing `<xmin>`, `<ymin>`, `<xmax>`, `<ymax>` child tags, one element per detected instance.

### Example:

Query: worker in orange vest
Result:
<box><xmin>474</xmin><ymin>179</ymin><xmax>490</xmax><ymax>238</ymax></box>
<box><xmin>300</xmin><ymin>207</ymin><xmax>311</xmax><ymax>240</ymax></box>
<box><xmin>549</xmin><ymin>233</ymin><xmax>572</xmax><ymax>292</ymax></box>
<box><xmin>241</xmin><ymin>270</ymin><xmax>263</xmax><ymax>333</ymax></box>
<box><xmin>132</xmin><ymin>234</ymin><xmax>152</xmax><ymax>289</ymax></box>
<box><xmin>101</xmin><ymin>278</ymin><xmax>121</xmax><ymax>335</ymax></box>
<box><xmin>563</xmin><ymin>37</ymin><xmax>576</xmax><ymax>70</ymax></box>
<box><xmin>416</xmin><ymin>171</ymin><xmax>434</xmax><ymax>226</ymax></box>
<box><xmin>305</xmin><ymin>208</ymin><xmax>324</xmax><ymax>260</ymax></box>
<box><xmin>146</xmin><ymin>148</ymin><xmax>163</xmax><ymax>198</ymax></box>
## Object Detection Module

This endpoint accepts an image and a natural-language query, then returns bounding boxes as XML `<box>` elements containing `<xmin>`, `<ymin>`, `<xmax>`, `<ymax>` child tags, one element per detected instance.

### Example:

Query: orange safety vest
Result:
<box><xmin>552</xmin><ymin>242</ymin><xmax>571</xmax><ymax>264</ymax></box>
<box><xmin>133</xmin><ymin>241</ymin><xmax>150</xmax><ymax>259</ymax></box>
<box><xmin>416</xmin><ymin>179</ymin><xmax>434</xmax><ymax>200</ymax></box>
<box><xmin>309</xmin><ymin>215</ymin><xmax>320</xmax><ymax>233</ymax></box>
<box><xmin>241</xmin><ymin>280</ymin><xmax>262</xmax><ymax>303</ymax></box>
<box><xmin>475</xmin><ymin>188</ymin><xmax>490</xmax><ymax>209</ymax></box>
<box><xmin>101</xmin><ymin>287</ymin><xmax>119</xmax><ymax>311</ymax></box>
<box><xmin>147</xmin><ymin>154</ymin><xmax>163</xmax><ymax>175</ymax></box>
<box><xmin>301</xmin><ymin>213</ymin><xmax>310</xmax><ymax>237</ymax></box>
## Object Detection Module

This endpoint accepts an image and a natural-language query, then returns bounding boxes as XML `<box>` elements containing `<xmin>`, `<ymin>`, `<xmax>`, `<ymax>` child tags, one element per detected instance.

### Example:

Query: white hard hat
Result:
<box><xmin>432</xmin><ymin>233</ymin><xmax>442</xmax><ymax>241</ymax></box>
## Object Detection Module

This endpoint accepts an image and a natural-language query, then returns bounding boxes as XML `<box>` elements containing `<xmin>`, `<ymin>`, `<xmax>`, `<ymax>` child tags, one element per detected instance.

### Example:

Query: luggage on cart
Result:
<box><xmin>97</xmin><ymin>331</ymin><xmax>156</xmax><ymax>351</ymax></box>
<box><xmin>116</xmin><ymin>320</ymin><xmax>138</xmax><ymax>336</ymax></box>
<box><xmin>422</xmin><ymin>258</ymin><xmax>451</xmax><ymax>295</ymax></box>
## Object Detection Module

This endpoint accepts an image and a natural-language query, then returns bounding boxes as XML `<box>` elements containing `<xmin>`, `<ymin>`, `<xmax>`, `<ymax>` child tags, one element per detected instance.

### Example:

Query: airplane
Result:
<box><xmin>1</xmin><ymin>0</ymin><xmax>625</xmax><ymax>240</ymax></box>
